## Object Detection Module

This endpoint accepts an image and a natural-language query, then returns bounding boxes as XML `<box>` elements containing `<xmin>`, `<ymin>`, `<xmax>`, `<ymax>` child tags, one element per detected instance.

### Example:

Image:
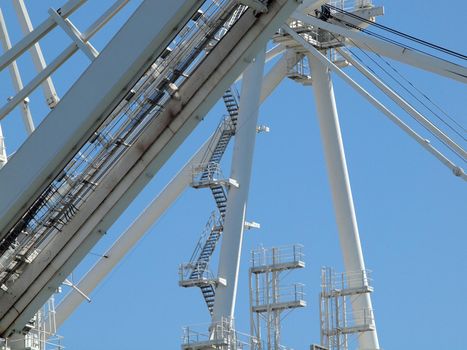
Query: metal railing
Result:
<box><xmin>186</xmin><ymin>211</ymin><xmax>221</xmax><ymax>265</ymax></box>
<box><xmin>182</xmin><ymin>317</ymin><xmax>236</xmax><ymax>347</ymax></box>
<box><xmin>346</xmin><ymin>308</ymin><xmax>375</xmax><ymax>328</ymax></box>
<box><xmin>182</xmin><ymin>317</ymin><xmax>265</xmax><ymax>350</ymax></box>
<box><xmin>328</xmin><ymin>0</ymin><xmax>373</xmax><ymax>11</ymax></box>
<box><xmin>251</xmin><ymin>244</ymin><xmax>305</xmax><ymax>268</ymax></box>
<box><xmin>321</xmin><ymin>267</ymin><xmax>373</xmax><ymax>292</ymax></box>
<box><xmin>253</xmin><ymin>283</ymin><xmax>305</xmax><ymax>307</ymax></box>
<box><xmin>193</xmin><ymin>161</ymin><xmax>224</xmax><ymax>182</ymax></box>
<box><xmin>179</xmin><ymin>262</ymin><xmax>216</xmax><ymax>283</ymax></box>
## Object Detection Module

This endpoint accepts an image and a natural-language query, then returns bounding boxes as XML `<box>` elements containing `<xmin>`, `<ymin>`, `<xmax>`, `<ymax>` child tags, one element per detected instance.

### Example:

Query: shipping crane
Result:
<box><xmin>0</xmin><ymin>0</ymin><xmax>465</xmax><ymax>349</ymax></box>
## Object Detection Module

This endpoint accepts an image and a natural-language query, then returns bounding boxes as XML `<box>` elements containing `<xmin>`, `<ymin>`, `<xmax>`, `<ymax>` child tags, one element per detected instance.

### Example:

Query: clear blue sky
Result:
<box><xmin>0</xmin><ymin>1</ymin><xmax>465</xmax><ymax>349</ymax></box>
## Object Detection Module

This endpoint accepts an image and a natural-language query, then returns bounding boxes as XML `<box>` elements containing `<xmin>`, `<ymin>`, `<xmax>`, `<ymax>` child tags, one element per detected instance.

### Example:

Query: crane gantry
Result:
<box><xmin>0</xmin><ymin>0</ymin><xmax>465</xmax><ymax>349</ymax></box>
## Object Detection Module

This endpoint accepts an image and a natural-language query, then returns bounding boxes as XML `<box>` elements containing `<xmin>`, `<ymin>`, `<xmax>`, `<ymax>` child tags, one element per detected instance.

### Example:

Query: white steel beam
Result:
<box><xmin>0</xmin><ymin>0</ymin><xmax>129</xmax><ymax>122</ymax></box>
<box><xmin>0</xmin><ymin>124</ymin><xmax>6</xmax><ymax>169</ymax></box>
<box><xmin>82</xmin><ymin>0</ymin><xmax>130</xmax><ymax>39</ymax></box>
<box><xmin>0</xmin><ymin>0</ymin><xmax>86</xmax><ymax>72</ymax></box>
<box><xmin>266</xmin><ymin>44</ymin><xmax>285</xmax><ymax>62</ymax></box>
<box><xmin>291</xmin><ymin>12</ymin><xmax>467</xmax><ymax>84</ymax></box>
<box><xmin>284</xmin><ymin>26</ymin><xmax>466</xmax><ymax>180</ymax></box>
<box><xmin>54</xmin><ymin>132</ymin><xmax>221</xmax><ymax>329</ymax></box>
<box><xmin>234</xmin><ymin>44</ymin><xmax>285</xmax><ymax>84</ymax></box>
<box><xmin>53</xmin><ymin>66</ymin><xmax>287</xmax><ymax>328</ymax></box>
<box><xmin>12</xmin><ymin>0</ymin><xmax>60</xmax><ymax>108</ymax></box>
<box><xmin>0</xmin><ymin>0</ymin><xmax>301</xmax><ymax>336</ymax></box>
<box><xmin>260</xmin><ymin>53</ymin><xmax>289</xmax><ymax>102</ymax></box>
<box><xmin>306</xmin><ymin>53</ymin><xmax>380</xmax><ymax>350</ymax></box>
<box><xmin>212</xmin><ymin>47</ymin><xmax>266</xmax><ymax>324</ymax></box>
<box><xmin>0</xmin><ymin>8</ymin><xmax>34</xmax><ymax>134</ymax></box>
<box><xmin>48</xmin><ymin>8</ymin><xmax>99</xmax><ymax>61</ymax></box>
<box><xmin>336</xmin><ymin>47</ymin><xmax>466</xmax><ymax>160</ymax></box>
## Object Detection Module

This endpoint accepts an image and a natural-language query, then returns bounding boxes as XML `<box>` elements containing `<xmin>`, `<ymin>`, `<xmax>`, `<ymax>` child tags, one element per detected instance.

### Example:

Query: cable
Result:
<box><xmin>323</xmin><ymin>29</ymin><xmax>466</xmax><ymax>159</ymax></box>
<box><xmin>330</xmin><ymin>14</ymin><xmax>456</xmax><ymax>64</ymax></box>
<box><xmin>314</xmin><ymin>5</ymin><xmax>467</xmax><ymax>69</ymax></box>
<box><xmin>324</xmin><ymin>4</ymin><xmax>467</xmax><ymax>60</ymax></box>
<box><xmin>371</xmin><ymin>49</ymin><xmax>467</xmax><ymax>136</ymax></box>
<box><xmin>346</xmin><ymin>38</ymin><xmax>467</xmax><ymax>142</ymax></box>
<box><xmin>313</xmin><ymin>9</ymin><xmax>467</xmax><ymax>142</ymax></box>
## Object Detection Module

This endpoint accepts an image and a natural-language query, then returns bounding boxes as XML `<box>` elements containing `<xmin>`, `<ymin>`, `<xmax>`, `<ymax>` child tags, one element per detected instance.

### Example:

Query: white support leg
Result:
<box><xmin>13</xmin><ymin>0</ymin><xmax>60</xmax><ymax>108</ymax></box>
<box><xmin>211</xmin><ymin>47</ymin><xmax>266</xmax><ymax>324</ymax></box>
<box><xmin>0</xmin><ymin>124</ymin><xmax>7</xmax><ymax>169</ymax></box>
<box><xmin>0</xmin><ymin>9</ymin><xmax>34</xmax><ymax>134</ymax></box>
<box><xmin>308</xmin><ymin>54</ymin><xmax>380</xmax><ymax>350</ymax></box>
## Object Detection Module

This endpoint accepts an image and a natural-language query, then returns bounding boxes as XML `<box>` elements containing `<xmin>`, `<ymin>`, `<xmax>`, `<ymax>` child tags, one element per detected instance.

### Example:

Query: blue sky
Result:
<box><xmin>0</xmin><ymin>1</ymin><xmax>466</xmax><ymax>349</ymax></box>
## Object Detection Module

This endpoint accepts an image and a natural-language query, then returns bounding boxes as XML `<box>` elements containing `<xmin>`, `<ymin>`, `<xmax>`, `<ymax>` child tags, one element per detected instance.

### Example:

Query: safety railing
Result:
<box><xmin>192</xmin><ymin>161</ymin><xmax>225</xmax><ymax>184</ymax></box>
<box><xmin>286</xmin><ymin>19</ymin><xmax>320</xmax><ymax>44</ymax></box>
<box><xmin>251</xmin><ymin>244</ymin><xmax>305</xmax><ymax>269</ymax></box>
<box><xmin>199</xmin><ymin>115</ymin><xmax>236</xmax><ymax>166</ymax></box>
<box><xmin>346</xmin><ymin>308</ymin><xmax>375</xmax><ymax>328</ymax></box>
<box><xmin>321</xmin><ymin>267</ymin><xmax>373</xmax><ymax>293</ymax></box>
<box><xmin>182</xmin><ymin>317</ymin><xmax>265</xmax><ymax>350</ymax></box>
<box><xmin>186</xmin><ymin>211</ymin><xmax>221</xmax><ymax>264</ymax></box>
<box><xmin>179</xmin><ymin>261</ymin><xmax>216</xmax><ymax>284</ymax></box>
<box><xmin>328</xmin><ymin>0</ymin><xmax>373</xmax><ymax>11</ymax></box>
<box><xmin>253</xmin><ymin>283</ymin><xmax>305</xmax><ymax>307</ymax></box>
<box><xmin>182</xmin><ymin>317</ymin><xmax>235</xmax><ymax>347</ymax></box>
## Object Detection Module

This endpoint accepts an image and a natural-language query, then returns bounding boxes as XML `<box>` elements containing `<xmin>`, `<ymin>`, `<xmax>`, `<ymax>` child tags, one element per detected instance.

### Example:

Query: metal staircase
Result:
<box><xmin>179</xmin><ymin>88</ymin><xmax>240</xmax><ymax>314</ymax></box>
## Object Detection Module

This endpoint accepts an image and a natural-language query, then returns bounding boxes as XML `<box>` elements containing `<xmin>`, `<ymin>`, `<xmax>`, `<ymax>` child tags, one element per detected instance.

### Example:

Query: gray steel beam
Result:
<box><xmin>0</xmin><ymin>0</ymin><xmax>203</xmax><ymax>246</ymax></box>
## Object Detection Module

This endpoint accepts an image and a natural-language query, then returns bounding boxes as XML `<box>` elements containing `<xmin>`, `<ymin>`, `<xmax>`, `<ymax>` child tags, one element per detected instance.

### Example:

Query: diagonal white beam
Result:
<box><xmin>13</xmin><ymin>0</ymin><xmax>60</xmax><ymax>108</ymax></box>
<box><xmin>48</xmin><ymin>8</ymin><xmax>99</xmax><ymax>61</ymax></box>
<box><xmin>54</xmin><ymin>130</ymin><xmax>221</xmax><ymax>329</ymax></box>
<box><xmin>0</xmin><ymin>0</ymin><xmax>86</xmax><ymax>72</ymax></box>
<box><xmin>336</xmin><ymin>47</ymin><xmax>466</xmax><ymax>161</ymax></box>
<box><xmin>0</xmin><ymin>8</ymin><xmax>34</xmax><ymax>134</ymax></box>
<box><xmin>291</xmin><ymin>12</ymin><xmax>467</xmax><ymax>84</ymax></box>
<box><xmin>283</xmin><ymin>25</ymin><xmax>466</xmax><ymax>180</ymax></box>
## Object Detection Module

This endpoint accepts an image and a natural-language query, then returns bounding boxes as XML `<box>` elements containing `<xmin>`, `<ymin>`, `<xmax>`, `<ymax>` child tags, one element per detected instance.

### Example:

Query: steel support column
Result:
<box><xmin>0</xmin><ymin>124</ymin><xmax>6</xmax><ymax>169</ymax></box>
<box><xmin>12</xmin><ymin>0</ymin><xmax>59</xmax><ymax>108</ymax></box>
<box><xmin>308</xmin><ymin>54</ymin><xmax>380</xmax><ymax>350</ymax></box>
<box><xmin>212</xmin><ymin>47</ymin><xmax>266</xmax><ymax>324</ymax></box>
